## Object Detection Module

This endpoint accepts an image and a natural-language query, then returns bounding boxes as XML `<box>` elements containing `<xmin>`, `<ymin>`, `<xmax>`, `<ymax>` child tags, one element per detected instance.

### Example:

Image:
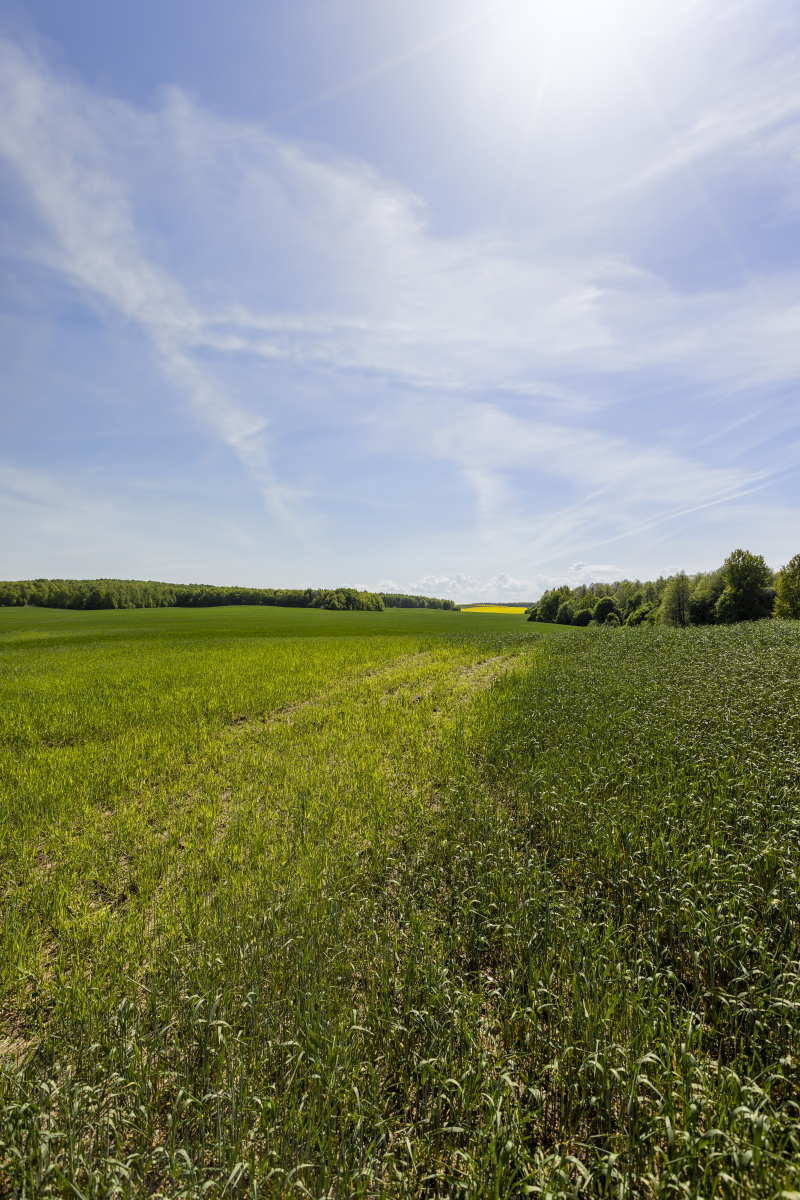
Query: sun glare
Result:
<box><xmin>460</xmin><ymin>0</ymin><xmax>670</xmax><ymax>124</ymax></box>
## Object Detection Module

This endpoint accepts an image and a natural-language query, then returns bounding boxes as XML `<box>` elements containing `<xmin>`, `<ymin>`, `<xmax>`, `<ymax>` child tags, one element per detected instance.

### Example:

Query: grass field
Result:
<box><xmin>0</xmin><ymin>603</ymin><xmax>542</xmax><ymax>645</ymax></box>
<box><xmin>2</xmin><ymin>609</ymin><xmax>800</xmax><ymax>1197</ymax></box>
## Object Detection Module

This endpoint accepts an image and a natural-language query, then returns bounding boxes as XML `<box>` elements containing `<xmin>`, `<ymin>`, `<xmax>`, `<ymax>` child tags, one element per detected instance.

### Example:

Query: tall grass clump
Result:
<box><xmin>1</xmin><ymin>619</ymin><xmax>800</xmax><ymax>1197</ymax></box>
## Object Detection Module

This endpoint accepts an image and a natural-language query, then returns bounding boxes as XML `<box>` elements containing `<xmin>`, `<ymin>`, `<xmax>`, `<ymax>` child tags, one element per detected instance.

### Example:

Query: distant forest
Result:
<box><xmin>0</xmin><ymin>578</ymin><xmax>457</xmax><ymax>613</ymax></box>
<box><xmin>6</xmin><ymin>553</ymin><xmax>798</xmax><ymax>622</ymax></box>
<box><xmin>380</xmin><ymin>593</ymin><xmax>457</xmax><ymax>610</ymax></box>
<box><xmin>527</xmin><ymin>549</ymin><xmax>800</xmax><ymax>627</ymax></box>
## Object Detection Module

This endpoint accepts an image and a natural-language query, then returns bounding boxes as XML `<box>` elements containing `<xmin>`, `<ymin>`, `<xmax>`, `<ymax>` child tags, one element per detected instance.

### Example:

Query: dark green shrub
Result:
<box><xmin>715</xmin><ymin>585</ymin><xmax>774</xmax><ymax>623</ymax></box>
<box><xmin>556</xmin><ymin>600</ymin><xmax>576</xmax><ymax>624</ymax></box>
<box><xmin>625</xmin><ymin>603</ymin><xmax>653</xmax><ymax>627</ymax></box>
<box><xmin>593</xmin><ymin>596</ymin><xmax>620</xmax><ymax>624</ymax></box>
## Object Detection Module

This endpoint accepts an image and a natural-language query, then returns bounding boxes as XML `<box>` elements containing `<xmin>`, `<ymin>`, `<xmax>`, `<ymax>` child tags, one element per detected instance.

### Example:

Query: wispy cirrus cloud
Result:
<box><xmin>1</xmin><ymin>6</ymin><xmax>800</xmax><ymax>587</ymax></box>
<box><xmin>599</xmin><ymin>45</ymin><xmax>800</xmax><ymax>203</ymax></box>
<box><xmin>4</xmin><ymin>32</ymin><xmax>799</xmax><ymax>388</ymax></box>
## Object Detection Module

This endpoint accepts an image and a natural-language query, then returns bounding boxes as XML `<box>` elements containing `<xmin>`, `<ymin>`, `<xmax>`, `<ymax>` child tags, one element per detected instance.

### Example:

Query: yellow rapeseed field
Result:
<box><xmin>460</xmin><ymin>604</ymin><xmax>528</xmax><ymax>614</ymax></box>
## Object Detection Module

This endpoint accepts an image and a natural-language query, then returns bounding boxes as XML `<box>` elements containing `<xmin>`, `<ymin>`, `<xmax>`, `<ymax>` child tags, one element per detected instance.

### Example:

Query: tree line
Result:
<box><xmin>527</xmin><ymin>549</ymin><xmax>800</xmax><ymax>627</ymax></box>
<box><xmin>0</xmin><ymin>578</ymin><xmax>399</xmax><ymax>613</ymax></box>
<box><xmin>378</xmin><ymin>593</ymin><xmax>456</xmax><ymax>610</ymax></box>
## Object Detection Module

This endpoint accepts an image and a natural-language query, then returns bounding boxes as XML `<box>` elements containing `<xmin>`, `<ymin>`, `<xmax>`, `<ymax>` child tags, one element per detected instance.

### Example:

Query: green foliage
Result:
<box><xmin>0</xmin><ymin>580</ymin><xmax>464</xmax><ymax>615</ymax></box>
<box><xmin>774</xmin><ymin>553</ymin><xmax>800</xmax><ymax>619</ymax></box>
<box><xmin>687</xmin><ymin>569</ymin><xmax>724</xmax><ymax>624</ymax></box>
<box><xmin>380</xmin><ymin>592</ymin><xmax>456</xmax><ymax>609</ymax></box>
<box><xmin>592</xmin><ymin>595</ymin><xmax>620</xmax><ymax>624</ymax></box>
<box><xmin>622</xmin><ymin>588</ymin><xmax>660</xmax><ymax>627</ymax></box>
<box><xmin>622</xmin><ymin>588</ymin><xmax>643</xmax><ymax>619</ymax></box>
<box><xmin>555</xmin><ymin>598</ymin><xmax>576</xmax><ymax>624</ymax></box>
<box><xmin>715</xmin><ymin>585</ymin><xmax>774</xmax><ymax>623</ymax></box>
<box><xmin>723</xmin><ymin>547</ymin><xmax>773</xmax><ymax>592</ymax></box>
<box><xmin>0</xmin><ymin>578</ymin><xmax>392</xmax><ymax>613</ymax></box>
<box><xmin>522</xmin><ymin>549</ymin><xmax>794</xmax><ymax>631</ymax></box>
<box><xmin>659</xmin><ymin>570</ymin><xmax>691</xmax><ymax>626</ymax></box>
<box><xmin>624</xmin><ymin>602</ymin><xmax>655</xmax><ymax>627</ymax></box>
<box><xmin>527</xmin><ymin>585</ymin><xmax>572</xmax><ymax>623</ymax></box>
<box><xmin>3</xmin><ymin>619</ymin><xmax>800</xmax><ymax>1194</ymax></box>
<box><xmin>311</xmin><ymin>587</ymin><xmax>384</xmax><ymax>611</ymax></box>
<box><xmin>612</xmin><ymin>580</ymin><xmax>638</xmax><ymax>612</ymax></box>
<box><xmin>715</xmin><ymin>549</ymin><xmax>775</xmax><ymax>623</ymax></box>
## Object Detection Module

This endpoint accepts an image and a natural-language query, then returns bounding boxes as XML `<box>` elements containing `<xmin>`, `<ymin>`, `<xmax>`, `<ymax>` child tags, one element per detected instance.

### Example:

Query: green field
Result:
<box><xmin>0</xmin><ymin>603</ymin><xmax>546</xmax><ymax>645</ymax></box>
<box><xmin>2</xmin><ymin>608</ymin><xmax>800</xmax><ymax>1197</ymax></box>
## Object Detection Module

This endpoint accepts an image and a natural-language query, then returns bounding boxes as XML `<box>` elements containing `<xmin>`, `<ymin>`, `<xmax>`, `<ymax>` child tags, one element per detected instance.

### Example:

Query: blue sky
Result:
<box><xmin>1</xmin><ymin>0</ymin><xmax>799</xmax><ymax>600</ymax></box>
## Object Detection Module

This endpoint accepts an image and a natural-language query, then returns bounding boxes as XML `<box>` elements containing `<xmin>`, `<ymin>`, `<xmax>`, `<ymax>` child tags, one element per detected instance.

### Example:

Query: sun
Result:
<box><xmin>456</xmin><ymin>0</ymin><xmax>672</xmax><ymax>128</ymax></box>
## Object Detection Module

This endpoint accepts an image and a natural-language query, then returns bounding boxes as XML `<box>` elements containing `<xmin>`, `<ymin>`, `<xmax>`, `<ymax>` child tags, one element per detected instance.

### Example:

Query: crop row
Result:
<box><xmin>2</xmin><ymin>622</ymin><xmax>799</xmax><ymax>1196</ymax></box>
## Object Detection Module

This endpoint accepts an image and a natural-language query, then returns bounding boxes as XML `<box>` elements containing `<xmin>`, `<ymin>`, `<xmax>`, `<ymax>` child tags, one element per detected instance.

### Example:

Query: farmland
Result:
<box><xmin>459</xmin><ymin>607</ymin><xmax>529</xmax><ymax>615</ymax></box>
<box><xmin>1</xmin><ymin>608</ymin><xmax>800</xmax><ymax>1197</ymax></box>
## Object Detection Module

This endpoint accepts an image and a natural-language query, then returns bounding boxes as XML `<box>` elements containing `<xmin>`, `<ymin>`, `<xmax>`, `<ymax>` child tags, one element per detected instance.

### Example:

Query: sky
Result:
<box><xmin>1</xmin><ymin>0</ymin><xmax>799</xmax><ymax>602</ymax></box>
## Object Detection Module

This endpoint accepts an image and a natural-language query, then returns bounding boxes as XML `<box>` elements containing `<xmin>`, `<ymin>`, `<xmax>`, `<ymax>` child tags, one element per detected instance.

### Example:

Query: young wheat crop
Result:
<box><xmin>1</xmin><ymin>615</ymin><xmax>799</xmax><ymax>1197</ymax></box>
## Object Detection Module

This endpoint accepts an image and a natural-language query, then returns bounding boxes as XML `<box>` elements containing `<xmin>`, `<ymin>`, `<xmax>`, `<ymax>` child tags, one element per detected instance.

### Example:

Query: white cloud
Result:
<box><xmin>412</xmin><ymin>398</ymin><xmax>777</xmax><ymax>562</ymax></box>
<box><xmin>0</xmin><ymin>41</ymin><xmax>294</xmax><ymax>523</ymax></box>
<box><xmin>391</xmin><ymin>567</ymin><xmax>643</xmax><ymax>603</ymax></box>
<box><xmin>3</xmin><ymin>33</ymin><xmax>800</xmax><ymax>395</ymax></box>
<box><xmin>400</xmin><ymin>572</ymin><xmax>537</xmax><ymax>602</ymax></box>
<box><xmin>1</xmin><ymin>18</ymin><xmax>800</xmax><ymax>580</ymax></box>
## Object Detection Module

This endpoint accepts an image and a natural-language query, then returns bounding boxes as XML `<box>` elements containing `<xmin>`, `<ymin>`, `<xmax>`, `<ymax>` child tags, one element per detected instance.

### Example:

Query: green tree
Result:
<box><xmin>774</xmin><ymin>553</ymin><xmax>800</xmax><ymax>619</ymax></box>
<box><xmin>528</xmin><ymin>586</ymin><xmax>571</xmax><ymax>623</ymax></box>
<box><xmin>541</xmin><ymin>586</ymin><xmax>572</xmax><ymax>622</ymax></box>
<box><xmin>593</xmin><ymin>596</ymin><xmax>620</xmax><ymax>624</ymax></box>
<box><xmin>714</xmin><ymin>549</ymin><xmax>774</xmax><ymax>623</ymax></box>
<box><xmin>556</xmin><ymin>599</ymin><xmax>576</xmax><ymax>624</ymax></box>
<box><xmin>614</xmin><ymin>581</ymin><xmax>638</xmax><ymax>612</ymax></box>
<box><xmin>85</xmin><ymin>587</ymin><xmax>117</xmax><ymax>610</ymax></box>
<box><xmin>687</xmin><ymin>570</ymin><xmax>724</xmax><ymax>625</ymax></box>
<box><xmin>623</xmin><ymin>589</ymin><xmax>644</xmax><ymax>620</ymax></box>
<box><xmin>624</xmin><ymin>603</ymin><xmax>653</xmax><ymax>627</ymax></box>
<box><xmin>659</xmin><ymin>572</ymin><xmax>691</xmax><ymax>627</ymax></box>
